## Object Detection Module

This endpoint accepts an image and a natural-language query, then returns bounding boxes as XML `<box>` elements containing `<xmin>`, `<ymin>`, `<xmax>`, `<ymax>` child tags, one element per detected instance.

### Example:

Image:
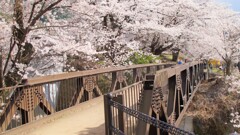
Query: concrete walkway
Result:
<box><xmin>1</xmin><ymin>97</ymin><xmax>105</xmax><ymax>135</ymax></box>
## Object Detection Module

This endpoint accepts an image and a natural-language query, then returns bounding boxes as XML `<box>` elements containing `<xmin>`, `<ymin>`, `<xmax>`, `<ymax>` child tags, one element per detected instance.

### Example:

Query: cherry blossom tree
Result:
<box><xmin>0</xmin><ymin>0</ymin><xmax>78</xmax><ymax>86</ymax></box>
<box><xmin>1</xmin><ymin>0</ymin><xmax>240</xmax><ymax>87</ymax></box>
<box><xmin>193</xmin><ymin>1</ymin><xmax>240</xmax><ymax>75</ymax></box>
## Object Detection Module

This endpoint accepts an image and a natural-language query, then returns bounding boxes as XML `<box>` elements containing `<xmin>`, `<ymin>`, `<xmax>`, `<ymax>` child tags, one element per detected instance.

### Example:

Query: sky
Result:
<box><xmin>217</xmin><ymin>0</ymin><xmax>240</xmax><ymax>11</ymax></box>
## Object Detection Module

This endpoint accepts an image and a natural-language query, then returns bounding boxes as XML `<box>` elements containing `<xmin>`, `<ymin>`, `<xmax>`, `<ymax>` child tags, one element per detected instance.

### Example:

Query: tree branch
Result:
<box><xmin>28</xmin><ymin>0</ymin><xmax>43</xmax><ymax>23</ymax></box>
<box><xmin>30</xmin><ymin>25</ymin><xmax>78</xmax><ymax>30</ymax></box>
<box><xmin>14</xmin><ymin>0</ymin><xmax>24</xmax><ymax>29</ymax></box>
<box><xmin>51</xmin><ymin>5</ymin><xmax>72</xmax><ymax>10</ymax></box>
<box><xmin>28</xmin><ymin>0</ymin><xmax>63</xmax><ymax>28</ymax></box>
<box><xmin>40</xmin><ymin>0</ymin><xmax>46</xmax><ymax>12</ymax></box>
<box><xmin>3</xmin><ymin>37</ymin><xmax>15</xmax><ymax>75</ymax></box>
<box><xmin>214</xmin><ymin>47</ymin><xmax>226</xmax><ymax>62</ymax></box>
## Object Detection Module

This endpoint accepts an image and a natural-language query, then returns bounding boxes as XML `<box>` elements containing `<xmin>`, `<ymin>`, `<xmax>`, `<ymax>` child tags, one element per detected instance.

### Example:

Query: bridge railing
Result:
<box><xmin>0</xmin><ymin>63</ymin><xmax>173</xmax><ymax>132</ymax></box>
<box><xmin>104</xmin><ymin>82</ymin><xmax>144</xmax><ymax>135</ymax></box>
<box><xmin>104</xmin><ymin>61</ymin><xmax>206</xmax><ymax>135</ymax></box>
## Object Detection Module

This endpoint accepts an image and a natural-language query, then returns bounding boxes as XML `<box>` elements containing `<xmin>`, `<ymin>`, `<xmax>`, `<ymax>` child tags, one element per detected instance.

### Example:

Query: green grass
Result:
<box><xmin>157</xmin><ymin>54</ymin><xmax>173</xmax><ymax>61</ymax></box>
<box><xmin>164</xmin><ymin>54</ymin><xmax>173</xmax><ymax>60</ymax></box>
<box><xmin>211</xmin><ymin>68</ymin><xmax>224</xmax><ymax>75</ymax></box>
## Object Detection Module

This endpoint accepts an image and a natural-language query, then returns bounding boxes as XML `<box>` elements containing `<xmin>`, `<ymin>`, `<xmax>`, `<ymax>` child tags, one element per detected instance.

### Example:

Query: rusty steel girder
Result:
<box><xmin>104</xmin><ymin>61</ymin><xmax>206</xmax><ymax>135</ymax></box>
<box><xmin>0</xmin><ymin>63</ymin><xmax>174</xmax><ymax>132</ymax></box>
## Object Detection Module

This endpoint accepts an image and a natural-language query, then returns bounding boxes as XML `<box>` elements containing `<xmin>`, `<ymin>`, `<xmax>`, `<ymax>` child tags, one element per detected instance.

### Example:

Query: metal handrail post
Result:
<box><xmin>104</xmin><ymin>94</ymin><xmax>113</xmax><ymax>135</ymax></box>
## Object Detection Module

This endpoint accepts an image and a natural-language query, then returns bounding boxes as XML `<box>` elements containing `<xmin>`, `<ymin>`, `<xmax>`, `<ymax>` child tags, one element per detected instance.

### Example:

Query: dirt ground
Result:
<box><xmin>186</xmin><ymin>77</ymin><xmax>240</xmax><ymax>135</ymax></box>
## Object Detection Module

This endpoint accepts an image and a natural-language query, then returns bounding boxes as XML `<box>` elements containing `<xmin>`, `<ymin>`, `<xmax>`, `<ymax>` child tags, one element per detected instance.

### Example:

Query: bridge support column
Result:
<box><xmin>137</xmin><ymin>71</ymin><xmax>169</xmax><ymax>135</ymax></box>
<box><xmin>136</xmin><ymin>77</ymin><xmax>154</xmax><ymax>135</ymax></box>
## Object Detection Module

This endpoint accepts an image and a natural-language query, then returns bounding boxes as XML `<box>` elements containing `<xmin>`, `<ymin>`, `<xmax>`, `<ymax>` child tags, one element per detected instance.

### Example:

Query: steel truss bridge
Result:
<box><xmin>0</xmin><ymin>61</ymin><xmax>206</xmax><ymax>135</ymax></box>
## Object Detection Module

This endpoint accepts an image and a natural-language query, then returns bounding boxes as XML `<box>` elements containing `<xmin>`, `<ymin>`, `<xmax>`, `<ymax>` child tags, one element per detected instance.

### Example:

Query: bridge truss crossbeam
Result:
<box><xmin>0</xmin><ymin>63</ymin><xmax>173</xmax><ymax>133</ymax></box>
<box><xmin>104</xmin><ymin>61</ymin><xmax>206</xmax><ymax>135</ymax></box>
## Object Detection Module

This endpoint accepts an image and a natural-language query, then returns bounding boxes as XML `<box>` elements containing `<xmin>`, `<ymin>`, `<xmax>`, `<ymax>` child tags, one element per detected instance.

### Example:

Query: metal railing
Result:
<box><xmin>104</xmin><ymin>61</ymin><xmax>206</xmax><ymax>135</ymax></box>
<box><xmin>104</xmin><ymin>82</ymin><xmax>144</xmax><ymax>135</ymax></box>
<box><xmin>0</xmin><ymin>63</ymin><xmax>173</xmax><ymax>132</ymax></box>
<box><xmin>106</xmin><ymin>95</ymin><xmax>194</xmax><ymax>135</ymax></box>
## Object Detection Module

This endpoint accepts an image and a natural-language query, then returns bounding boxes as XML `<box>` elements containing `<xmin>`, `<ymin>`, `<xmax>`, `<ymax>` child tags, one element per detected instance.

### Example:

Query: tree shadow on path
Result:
<box><xmin>77</xmin><ymin>123</ymin><xmax>105</xmax><ymax>135</ymax></box>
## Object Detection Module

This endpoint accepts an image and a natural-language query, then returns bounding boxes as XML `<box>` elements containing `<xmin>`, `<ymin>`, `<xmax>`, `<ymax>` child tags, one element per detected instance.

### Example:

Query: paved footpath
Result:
<box><xmin>1</xmin><ymin>97</ymin><xmax>105</xmax><ymax>135</ymax></box>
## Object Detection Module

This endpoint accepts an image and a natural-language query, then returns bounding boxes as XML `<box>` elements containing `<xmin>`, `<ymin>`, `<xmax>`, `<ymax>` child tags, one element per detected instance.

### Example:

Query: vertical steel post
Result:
<box><xmin>113</xmin><ymin>95</ymin><xmax>125</xmax><ymax>133</ymax></box>
<box><xmin>136</xmin><ymin>75</ymin><xmax>155</xmax><ymax>135</ymax></box>
<box><xmin>147</xmin><ymin>67</ymin><xmax>151</xmax><ymax>74</ymax></box>
<box><xmin>133</xmin><ymin>68</ymin><xmax>138</xmax><ymax>83</ymax></box>
<box><xmin>111</xmin><ymin>72</ymin><xmax>117</xmax><ymax>92</ymax></box>
<box><xmin>104</xmin><ymin>94</ymin><xmax>113</xmax><ymax>135</ymax></box>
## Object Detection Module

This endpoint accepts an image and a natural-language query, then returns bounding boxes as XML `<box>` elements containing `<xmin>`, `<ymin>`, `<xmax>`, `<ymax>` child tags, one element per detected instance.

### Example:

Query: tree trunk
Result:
<box><xmin>0</xmin><ymin>48</ymin><xmax>3</xmax><ymax>88</ymax></box>
<box><xmin>3</xmin><ymin>0</ymin><xmax>62</xmax><ymax>86</ymax></box>
<box><xmin>225</xmin><ymin>60</ymin><xmax>232</xmax><ymax>76</ymax></box>
<box><xmin>4</xmin><ymin>42</ymin><xmax>34</xmax><ymax>86</ymax></box>
<box><xmin>172</xmin><ymin>48</ymin><xmax>180</xmax><ymax>62</ymax></box>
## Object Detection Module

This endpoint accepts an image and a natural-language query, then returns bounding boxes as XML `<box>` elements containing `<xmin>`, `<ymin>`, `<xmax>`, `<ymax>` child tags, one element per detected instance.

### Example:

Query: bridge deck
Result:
<box><xmin>1</xmin><ymin>97</ymin><xmax>105</xmax><ymax>135</ymax></box>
